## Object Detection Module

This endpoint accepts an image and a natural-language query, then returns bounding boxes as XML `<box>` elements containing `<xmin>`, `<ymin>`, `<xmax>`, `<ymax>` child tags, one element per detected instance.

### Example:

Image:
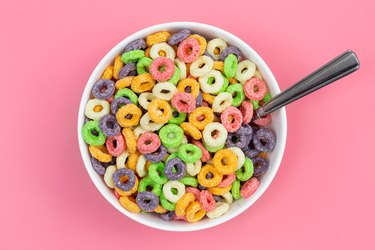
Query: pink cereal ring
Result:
<box><xmin>191</xmin><ymin>140</ymin><xmax>211</xmax><ymax>162</ymax></box>
<box><xmin>106</xmin><ymin>134</ymin><xmax>126</xmax><ymax>157</ymax></box>
<box><xmin>220</xmin><ymin>106</ymin><xmax>243</xmax><ymax>132</ymax></box>
<box><xmin>240</xmin><ymin>177</ymin><xmax>260</xmax><ymax>198</ymax></box>
<box><xmin>199</xmin><ymin>190</ymin><xmax>216</xmax><ymax>212</ymax></box>
<box><xmin>171</xmin><ymin>92</ymin><xmax>196</xmax><ymax>113</ymax></box>
<box><xmin>253</xmin><ymin>114</ymin><xmax>272</xmax><ymax>127</ymax></box>
<box><xmin>107</xmin><ymin>95</ymin><xmax>114</xmax><ymax>103</ymax></box>
<box><xmin>202</xmin><ymin>101</ymin><xmax>209</xmax><ymax>107</ymax></box>
<box><xmin>244</xmin><ymin>77</ymin><xmax>268</xmax><ymax>100</ymax></box>
<box><xmin>177</xmin><ymin>38</ymin><xmax>200</xmax><ymax>63</ymax></box>
<box><xmin>174</xmin><ymin>215</ymin><xmax>187</xmax><ymax>221</ymax></box>
<box><xmin>240</xmin><ymin>101</ymin><xmax>253</xmax><ymax>124</ymax></box>
<box><xmin>186</xmin><ymin>187</ymin><xmax>200</xmax><ymax>200</ymax></box>
<box><xmin>217</xmin><ymin>173</ymin><xmax>236</xmax><ymax>188</ymax></box>
<box><xmin>114</xmin><ymin>189</ymin><xmax>121</xmax><ymax>199</ymax></box>
<box><xmin>150</xmin><ymin>57</ymin><xmax>175</xmax><ymax>81</ymax></box>
<box><xmin>137</xmin><ymin>132</ymin><xmax>161</xmax><ymax>154</ymax></box>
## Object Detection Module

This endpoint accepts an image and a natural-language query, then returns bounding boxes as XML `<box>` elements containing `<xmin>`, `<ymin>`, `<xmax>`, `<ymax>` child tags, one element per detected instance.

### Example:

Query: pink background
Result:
<box><xmin>1</xmin><ymin>0</ymin><xmax>374</xmax><ymax>249</ymax></box>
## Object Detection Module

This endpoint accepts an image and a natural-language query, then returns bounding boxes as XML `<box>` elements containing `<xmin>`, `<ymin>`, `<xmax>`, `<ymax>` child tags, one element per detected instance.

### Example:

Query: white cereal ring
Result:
<box><xmin>150</xmin><ymin>42</ymin><xmax>176</xmax><ymax>60</ymax></box>
<box><xmin>206</xmin><ymin>38</ymin><xmax>228</xmax><ymax>60</ymax></box>
<box><xmin>235</xmin><ymin>60</ymin><xmax>256</xmax><ymax>82</ymax></box>
<box><xmin>212</xmin><ymin>92</ymin><xmax>233</xmax><ymax>113</ymax></box>
<box><xmin>84</xmin><ymin>99</ymin><xmax>110</xmax><ymax>120</ymax></box>
<box><xmin>190</xmin><ymin>55</ymin><xmax>214</xmax><ymax>77</ymax></box>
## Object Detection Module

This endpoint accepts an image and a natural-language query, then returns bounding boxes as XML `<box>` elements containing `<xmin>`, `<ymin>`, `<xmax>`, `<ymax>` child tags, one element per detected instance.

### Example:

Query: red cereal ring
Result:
<box><xmin>217</xmin><ymin>173</ymin><xmax>236</xmax><ymax>188</ymax></box>
<box><xmin>177</xmin><ymin>38</ymin><xmax>200</xmax><ymax>63</ymax></box>
<box><xmin>114</xmin><ymin>189</ymin><xmax>121</xmax><ymax>199</ymax></box>
<box><xmin>171</xmin><ymin>92</ymin><xmax>196</xmax><ymax>113</ymax></box>
<box><xmin>191</xmin><ymin>140</ymin><xmax>211</xmax><ymax>162</ymax></box>
<box><xmin>244</xmin><ymin>77</ymin><xmax>268</xmax><ymax>100</ymax></box>
<box><xmin>199</xmin><ymin>190</ymin><xmax>216</xmax><ymax>212</ymax></box>
<box><xmin>150</xmin><ymin>57</ymin><xmax>175</xmax><ymax>81</ymax></box>
<box><xmin>137</xmin><ymin>132</ymin><xmax>161</xmax><ymax>154</ymax></box>
<box><xmin>240</xmin><ymin>100</ymin><xmax>253</xmax><ymax>124</ymax></box>
<box><xmin>253</xmin><ymin>114</ymin><xmax>272</xmax><ymax>127</ymax></box>
<box><xmin>202</xmin><ymin>101</ymin><xmax>209</xmax><ymax>107</ymax></box>
<box><xmin>220</xmin><ymin>106</ymin><xmax>243</xmax><ymax>132</ymax></box>
<box><xmin>240</xmin><ymin>177</ymin><xmax>260</xmax><ymax>198</ymax></box>
<box><xmin>107</xmin><ymin>95</ymin><xmax>114</xmax><ymax>103</ymax></box>
<box><xmin>106</xmin><ymin>134</ymin><xmax>126</xmax><ymax>157</ymax></box>
<box><xmin>186</xmin><ymin>187</ymin><xmax>200</xmax><ymax>200</ymax></box>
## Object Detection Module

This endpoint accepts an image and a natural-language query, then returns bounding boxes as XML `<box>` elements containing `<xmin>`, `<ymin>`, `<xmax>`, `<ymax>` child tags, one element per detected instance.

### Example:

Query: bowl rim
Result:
<box><xmin>77</xmin><ymin>21</ymin><xmax>287</xmax><ymax>232</ymax></box>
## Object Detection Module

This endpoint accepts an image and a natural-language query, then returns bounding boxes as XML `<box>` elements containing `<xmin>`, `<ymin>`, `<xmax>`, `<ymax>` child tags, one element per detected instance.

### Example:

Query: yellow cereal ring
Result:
<box><xmin>154</xmin><ymin>204</ymin><xmax>168</xmax><ymax>214</ymax></box>
<box><xmin>202</xmin><ymin>93</ymin><xmax>215</xmax><ymax>104</ymax></box>
<box><xmin>115</xmin><ymin>176</ymin><xmax>139</xmax><ymax>196</ymax></box>
<box><xmin>146</xmin><ymin>31</ymin><xmax>171</xmax><ymax>47</ymax></box>
<box><xmin>119</xmin><ymin>195</ymin><xmax>141</xmax><ymax>213</ymax></box>
<box><xmin>89</xmin><ymin>145</ymin><xmax>112</xmax><ymax>163</ymax></box>
<box><xmin>175</xmin><ymin>192</ymin><xmax>196</xmax><ymax>217</ymax></box>
<box><xmin>116</xmin><ymin>104</ymin><xmax>142</xmax><ymax>127</ymax></box>
<box><xmin>186</xmin><ymin>201</ymin><xmax>206</xmax><ymax>222</ymax></box>
<box><xmin>127</xmin><ymin>151</ymin><xmax>140</xmax><ymax>171</ymax></box>
<box><xmin>189</xmin><ymin>34</ymin><xmax>207</xmax><ymax>56</ymax></box>
<box><xmin>113</xmin><ymin>55</ymin><xmax>124</xmax><ymax>80</ymax></box>
<box><xmin>258</xmin><ymin>152</ymin><xmax>269</xmax><ymax>159</ymax></box>
<box><xmin>188</xmin><ymin>107</ymin><xmax>215</xmax><ymax>130</ymax></box>
<box><xmin>228</xmin><ymin>77</ymin><xmax>239</xmax><ymax>84</ymax></box>
<box><xmin>177</xmin><ymin>78</ymin><xmax>200</xmax><ymax>98</ymax></box>
<box><xmin>115</xmin><ymin>76</ymin><xmax>135</xmax><ymax>90</ymax></box>
<box><xmin>180</xmin><ymin>122</ymin><xmax>202</xmax><ymax>140</ymax></box>
<box><xmin>197</xmin><ymin>164</ymin><xmax>223</xmax><ymax>188</ymax></box>
<box><xmin>101</xmin><ymin>65</ymin><xmax>114</xmax><ymax>80</ymax></box>
<box><xmin>213</xmin><ymin>61</ymin><xmax>224</xmax><ymax>73</ymax></box>
<box><xmin>122</xmin><ymin>128</ymin><xmax>137</xmax><ymax>153</ymax></box>
<box><xmin>213</xmin><ymin>149</ymin><xmax>238</xmax><ymax>175</ymax></box>
<box><xmin>148</xmin><ymin>99</ymin><xmax>172</xmax><ymax>124</ymax></box>
<box><xmin>208</xmin><ymin>184</ymin><xmax>232</xmax><ymax>196</ymax></box>
<box><xmin>145</xmin><ymin>47</ymin><xmax>151</xmax><ymax>58</ymax></box>
<box><xmin>131</xmin><ymin>73</ymin><xmax>156</xmax><ymax>93</ymax></box>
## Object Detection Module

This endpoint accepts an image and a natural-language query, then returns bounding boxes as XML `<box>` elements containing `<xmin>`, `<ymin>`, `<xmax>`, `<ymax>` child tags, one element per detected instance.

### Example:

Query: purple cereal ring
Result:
<box><xmin>124</xmin><ymin>38</ymin><xmax>147</xmax><ymax>52</ymax></box>
<box><xmin>136</xmin><ymin>191</ymin><xmax>159</xmax><ymax>212</ymax></box>
<box><xmin>111</xmin><ymin>97</ymin><xmax>131</xmax><ymax>115</ymax></box>
<box><xmin>237</xmin><ymin>124</ymin><xmax>253</xmax><ymax>137</ymax></box>
<box><xmin>198</xmin><ymin>184</ymin><xmax>208</xmax><ymax>190</ymax></box>
<box><xmin>144</xmin><ymin>145</ymin><xmax>167</xmax><ymax>162</ymax></box>
<box><xmin>196</xmin><ymin>91</ymin><xmax>203</xmax><ymax>107</ymax></box>
<box><xmin>160</xmin><ymin>211</ymin><xmax>176</xmax><ymax>221</ymax></box>
<box><xmin>92</xmin><ymin>79</ymin><xmax>115</xmax><ymax>100</ymax></box>
<box><xmin>112</xmin><ymin>168</ymin><xmax>136</xmax><ymax>191</ymax></box>
<box><xmin>219</xmin><ymin>46</ymin><xmax>241</xmax><ymax>61</ymax></box>
<box><xmin>137</xmin><ymin>132</ymin><xmax>161</xmax><ymax>154</ymax></box>
<box><xmin>226</xmin><ymin>132</ymin><xmax>249</xmax><ymax>149</ymax></box>
<box><xmin>165</xmin><ymin>158</ymin><xmax>186</xmax><ymax>180</ymax></box>
<box><xmin>203</xmin><ymin>51</ymin><xmax>215</xmax><ymax>60</ymax></box>
<box><xmin>99</xmin><ymin>114</ymin><xmax>121</xmax><ymax>137</ymax></box>
<box><xmin>90</xmin><ymin>157</ymin><xmax>105</xmax><ymax>175</ymax></box>
<box><xmin>252</xmin><ymin>157</ymin><xmax>269</xmax><ymax>176</ymax></box>
<box><xmin>118</xmin><ymin>62</ymin><xmax>136</xmax><ymax>79</ymax></box>
<box><xmin>252</xmin><ymin>128</ymin><xmax>276</xmax><ymax>152</ymax></box>
<box><xmin>168</xmin><ymin>29</ymin><xmax>191</xmax><ymax>46</ymax></box>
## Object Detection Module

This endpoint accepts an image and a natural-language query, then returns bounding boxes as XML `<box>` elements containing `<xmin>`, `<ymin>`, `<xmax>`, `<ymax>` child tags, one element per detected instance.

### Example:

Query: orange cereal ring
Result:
<box><xmin>119</xmin><ymin>195</ymin><xmax>141</xmax><ymax>213</ymax></box>
<box><xmin>228</xmin><ymin>77</ymin><xmax>239</xmax><ymax>84</ymax></box>
<box><xmin>257</xmin><ymin>152</ymin><xmax>269</xmax><ymax>159</ymax></box>
<box><xmin>122</xmin><ymin>128</ymin><xmax>137</xmax><ymax>153</ymax></box>
<box><xmin>213</xmin><ymin>149</ymin><xmax>238</xmax><ymax>175</ymax></box>
<box><xmin>115</xmin><ymin>76</ymin><xmax>135</xmax><ymax>90</ymax></box>
<box><xmin>188</xmin><ymin>107</ymin><xmax>214</xmax><ymax>130</ymax></box>
<box><xmin>89</xmin><ymin>145</ymin><xmax>112</xmax><ymax>163</ymax></box>
<box><xmin>202</xmin><ymin>93</ymin><xmax>215</xmax><ymax>104</ymax></box>
<box><xmin>113</xmin><ymin>55</ymin><xmax>124</xmax><ymax>80</ymax></box>
<box><xmin>175</xmin><ymin>192</ymin><xmax>196</xmax><ymax>217</ymax></box>
<box><xmin>197</xmin><ymin>164</ymin><xmax>223</xmax><ymax>188</ymax></box>
<box><xmin>148</xmin><ymin>99</ymin><xmax>172</xmax><ymax>124</ymax></box>
<box><xmin>177</xmin><ymin>78</ymin><xmax>200</xmax><ymax>98</ymax></box>
<box><xmin>116</xmin><ymin>104</ymin><xmax>142</xmax><ymax>127</ymax></box>
<box><xmin>154</xmin><ymin>204</ymin><xmax>168</xmax><ymax>214</ymax></box>
<box><xmin>146</xmin><ymin>31</ymin><xmax>171</xmax><ymax>46</ymax></box>
<box><xmin>189</xmin><ymin>34</ymin><xmax>207</xmax><ymax>56</ymax></box>
<box><xmin>180</xmin><ymin>122</ymin><xmax>202</xmax><ymax>140</ymax></box>
<box><xmin>131</xmin><ymin>73</ymin><xmax>156</xmax><ymax>93</ymax></box>
<box><xmin>145</xmin><ymin>47</ymin><xmax>151</xmax><ymax>58</ymax></box>
<box><xmin>186</xmin><ymin>201</ymin><xmax>206</xmax><ymax>222</ymax></box>
<box><xmin>101</xmin><ymin>65</ymin><xmax>114</xmax><ymax>80</ymax></box>
<box><xmin>127</xmin><ymin>151</ymin><xmax>140</xmax><ymax>171</ymax></box>
<box><xmin>213</xmin><ymin>61</ymin><xmax>224</xmax><ymax>73</ymax></box>
<box><xmin>208</xmin><ymin>184</ymin><xmax>232</xmax><ymax>196</ymax></box>
<box><xmin>186</xmin><ymin>63</ymin><xmax>191</xmax><ymax>76</ymax></box>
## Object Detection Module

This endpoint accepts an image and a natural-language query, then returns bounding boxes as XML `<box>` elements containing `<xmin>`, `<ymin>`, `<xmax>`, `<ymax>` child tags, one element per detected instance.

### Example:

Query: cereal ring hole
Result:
<box><xmin>206</xmin><ymin>172</ymin><xmax>213</xmax><ymax>179</ymax></box>
<box><xmin>213</xmin><ymin>48</ymin><xmax>220</xmax><ymax>55</ymax></box>
<box><xmin>184</xmin><ymin>86</ymin><xmax>192</xmax><ymax>93</ymax></box>
<box><xmin>91</xmin><ymin>129</ymin><xmax>99</xmax><ymax>136</ymax></box>
<box><xmin>125</xmin><ymin>114</ymin><xmax>133</xmax><ymax>119</ymax></box>
<box><xmin>208</xmin><ymin>77</ymin><xmax>216</xmax><ymax>84</ymax></box>
<box><xmin>94</xmin><ymin>105</ymin><xmax>103</xmax><ymax>112</ymax></box>
<box><xmin>172</xmin><ymin>111</ymin><xmax>179</xmax><ymax>118</ymax></box>
<box><xmin>171</xmin><ymin>188</ymin><xmax>178</xmax><ymax>195</ymax></box>
<box><xmin>158</xmin><ymin>50</ymin><xmax>167</xmax><ymax>57</ymax></box>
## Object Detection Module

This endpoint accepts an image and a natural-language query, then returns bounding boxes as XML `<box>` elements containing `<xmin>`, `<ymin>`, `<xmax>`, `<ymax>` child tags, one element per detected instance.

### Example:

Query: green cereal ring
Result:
<box><xmin>82</xmin><ymin>120</ymin><xmax>106</xmax><ymax>146</ymax></box>
<box><xmin>136</xmin><ymin>57</ymin><xmax>153</xmax><ymax>74</ymax></box>
<box><xmin>121</xmin><ymin>50</ymin><xmax>145</xmax><ymax>63</ymax></box>
<box><xmin>159</xmin><ymin>124</ymin><xmax>184</xmax><ymax>148</ymax></box>
<box><xmin>168</xmin><ymin>108</ymin><xmax>187</xmax><ymax>125</ymax></box>
<box><xmin>208</xmin><ymin>75</ymin><xmax>229</xmax><ymax>94</ymax></box>
<box><xmin>250</xmin><ymin>99</ymin><xmax>260</xmax><ymax>110</ymax></box>
<box><xmin>177</xmin><ymin>144</ymin><xmax>202</xmax><ymax>163</ymax></box>
<box><xmin>148</xmin><ymin>162</ymin><xmax>168</xmax><ymax>185</ymax></box>
<box><xmin>231</xmin><ymin>179</ymin><xmax>241</xmax><ymax>200</ymax></box>
<box><xmin>138</xmin><ymin>176</ymin><xmax>162</xmax><ymax>196</ymax></box>
<box><xmin>224</xmin><ymin>54</ymin><xmax>238</xmax><ymax>78</ymax></box>
<box><xmin>263</xmin><ymin>92</ymin><xmax>272</xmax><ymax>102</ymax></box>
<box><xmin>203</xmin><ymin>141</ymin><xmax>225</xmax><ymax>153</ymax></box>
<box><xmin>160</xmin><ymin>192</ymin><xmax>176</xmax><ymax>211</ymax></box>
<box><xmin>226</xmin><ymin>83</ymin><xmax>245</xmax><ymax>107</ymax></box>
<box><xmin>114</xmin><ymin>88</ymin><xmax>138</xmax><ymax>105</ymax></box>
<box><xmin>168</xmin><ymin>66</ymin><xmax>181</xmax><ymax>85</ymax></box>
<box><xmin>236</xmin><ymin>157</ymin><xmax>254</xmax><ymax>181</ymax></box>
<box><xmin>180</xmin><ymin>176</ymin><xmax>198</xmax><ymax>187</ymax></box>
<box><xmin>166</xmin><ymin>152</ymin><xmax>179</xmax><ymax>163</ymax></box>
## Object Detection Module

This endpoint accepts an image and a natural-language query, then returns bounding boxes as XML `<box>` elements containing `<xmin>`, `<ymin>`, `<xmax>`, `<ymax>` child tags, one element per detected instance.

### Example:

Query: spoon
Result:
<box><xmin>255</xmin><ymin>50</ymin><xmax>360</xmax><ymax>118</ymax></box>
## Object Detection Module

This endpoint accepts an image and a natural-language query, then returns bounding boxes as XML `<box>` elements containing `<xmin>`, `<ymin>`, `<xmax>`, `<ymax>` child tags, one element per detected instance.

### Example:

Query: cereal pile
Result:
<box><xmin>82</xmin><ymin>29</ymin><xmax>277</xmax><ymax>222</ymax></box>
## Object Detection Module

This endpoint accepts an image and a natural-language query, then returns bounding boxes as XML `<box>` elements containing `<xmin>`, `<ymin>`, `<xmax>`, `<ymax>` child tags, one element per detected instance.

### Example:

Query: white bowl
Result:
<box><xmin>77</xmin><ymin>22</ymin><xmax>287</xmax><ymax>231</ymax></box>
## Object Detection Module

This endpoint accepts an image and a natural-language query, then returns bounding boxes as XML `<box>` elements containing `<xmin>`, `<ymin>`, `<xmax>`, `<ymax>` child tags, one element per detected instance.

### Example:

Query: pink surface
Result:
<box><xmin>1</xmin><ymin>0</ymin><xmax>375</xmax><ymax>249</ymax></box>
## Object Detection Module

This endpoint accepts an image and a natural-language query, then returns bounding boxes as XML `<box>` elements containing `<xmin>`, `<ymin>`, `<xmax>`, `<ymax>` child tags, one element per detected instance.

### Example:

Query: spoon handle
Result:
<box><xmin>256</xmin><ymin>50</ymin><xmax>360</xmax><ymax>118</ymax></box>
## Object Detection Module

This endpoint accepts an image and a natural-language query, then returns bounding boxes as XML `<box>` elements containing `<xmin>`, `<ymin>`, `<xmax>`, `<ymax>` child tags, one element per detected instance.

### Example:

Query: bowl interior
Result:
<box><xmin>78</xmin><ymin>22</ymin><xmax>287</xmax><ymax>231</ymax></box>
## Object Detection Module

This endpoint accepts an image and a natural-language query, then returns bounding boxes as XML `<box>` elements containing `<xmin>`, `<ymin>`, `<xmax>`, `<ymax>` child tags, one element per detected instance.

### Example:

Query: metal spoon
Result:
<box><xmin>255</xmin><ymin>50</ymin><xmax>360</xmax><ymax>118</ymax></box>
